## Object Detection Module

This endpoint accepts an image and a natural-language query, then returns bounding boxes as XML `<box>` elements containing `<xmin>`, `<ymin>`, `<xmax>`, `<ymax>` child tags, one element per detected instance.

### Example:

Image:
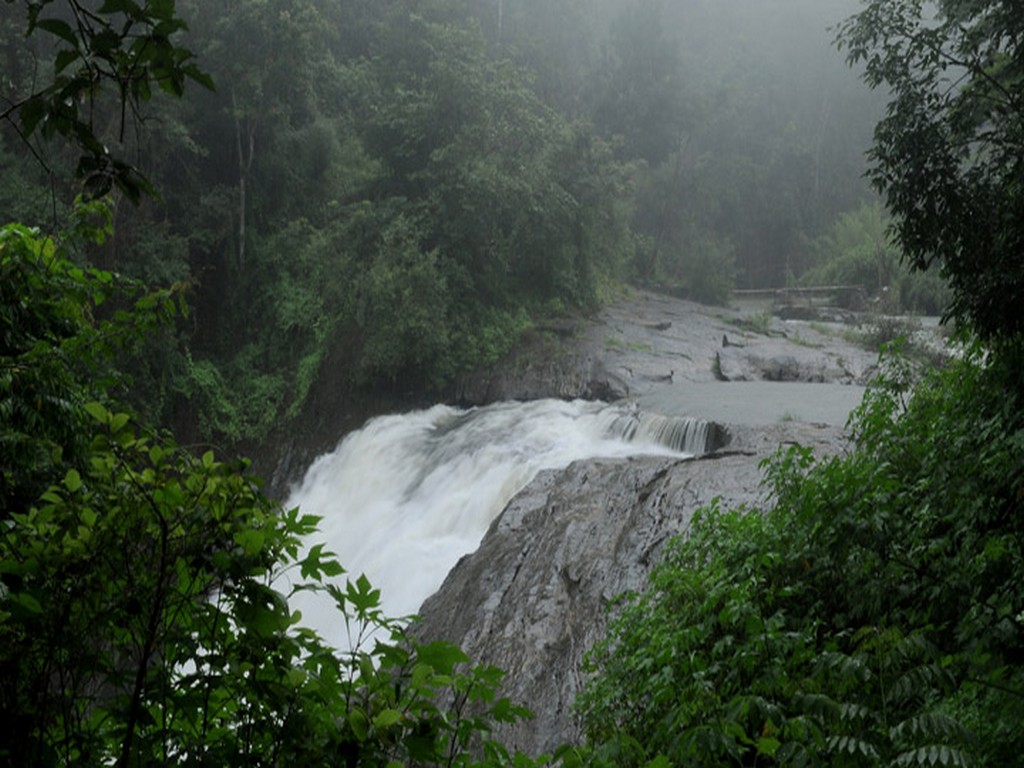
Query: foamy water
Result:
<box><xmin>284</xmin><ymin>399</ymin><xmax>708</xmax><ymax>645</ymax></box>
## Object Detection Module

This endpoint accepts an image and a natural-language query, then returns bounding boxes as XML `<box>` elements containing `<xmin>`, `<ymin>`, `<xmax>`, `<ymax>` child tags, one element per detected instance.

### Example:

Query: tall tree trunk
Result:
<box><xmin>232</xmin><ymin>89</ymin><xmax>256</xmax><ymax>271</ymax></box>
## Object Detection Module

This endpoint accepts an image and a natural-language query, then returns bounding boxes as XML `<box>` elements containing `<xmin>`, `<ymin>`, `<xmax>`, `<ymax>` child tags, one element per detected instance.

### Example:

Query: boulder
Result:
<box><xmin>414</xmin><ymin>421</ymin><xmax>846</xmax><ymax>755</ymax></box>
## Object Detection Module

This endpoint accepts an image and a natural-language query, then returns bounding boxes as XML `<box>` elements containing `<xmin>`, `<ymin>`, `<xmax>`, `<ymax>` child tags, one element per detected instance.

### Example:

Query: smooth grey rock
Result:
<box><xmin>414</xmin><ymin>421</ymin><xmax>846</xmax><ymax>756</ymax></box>
<box><xmin>449</xmin><ymin>290</ymin><xmax>880</xmax><ymax>407</ymax></box>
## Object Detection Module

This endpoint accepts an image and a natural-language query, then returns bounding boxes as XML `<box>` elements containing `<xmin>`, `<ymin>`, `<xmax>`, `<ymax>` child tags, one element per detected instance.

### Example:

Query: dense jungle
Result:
<box><xmin>1</xmin><ymin>0</ymin><xmax>1022</xmax><ymax>765</ymax></box>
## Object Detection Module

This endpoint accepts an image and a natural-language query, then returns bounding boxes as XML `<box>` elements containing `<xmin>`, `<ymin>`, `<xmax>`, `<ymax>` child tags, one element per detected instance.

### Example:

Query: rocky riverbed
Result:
<box><xmin>413</xmin><ymin>290</ymin><xmax>902</xmax><ymax>754</ymax></box>
<box><xmin>452</xmin><ymin>288</ymin><xmax>879</xmax><ymax>423</ymax></box>
<box><xmin>413</xmin><ymin>421</ymin><xmax>845</xmax><ymax>755</ymax></box>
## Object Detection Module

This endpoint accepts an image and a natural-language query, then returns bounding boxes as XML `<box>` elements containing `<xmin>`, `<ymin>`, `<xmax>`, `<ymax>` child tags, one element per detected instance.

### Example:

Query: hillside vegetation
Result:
<box><xmin>2</xmin><ymin>0</ymin><xmax>1022</xmax><ymax>765</ymax></box>
<box><xmin>2</xmin><ymin>0</ymin><xmax>885</xmax><ymax>448</ymax></box>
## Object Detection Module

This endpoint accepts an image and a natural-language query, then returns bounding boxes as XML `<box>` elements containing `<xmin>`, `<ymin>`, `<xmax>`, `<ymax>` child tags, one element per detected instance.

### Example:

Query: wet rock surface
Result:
<box><xmin>414</xmin><ymin>421</ymin><xmax>847</xmax><ymax>755</ymax></box>
<box><xmin>416</xmin><ymin>290</ymin><xmax>885</xmax><ymax>753</ymax></box>
<box><xmin>452</xmin><ymin>289</ymin><xmax>879</xmax><ymax>407</ymax></box>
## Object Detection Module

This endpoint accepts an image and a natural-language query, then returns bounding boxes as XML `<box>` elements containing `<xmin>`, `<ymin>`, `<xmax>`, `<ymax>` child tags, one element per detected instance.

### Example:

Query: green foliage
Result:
<box><xmin>1</xmin><ymin>0</ymin><xmax>212</xmax><ymax>201</ymax></box>
<box><xmin>352</xmin><ymin>218</ymin><xmax>454</xmax><ymax>389</ymax></box>
<box><xmin>447</xmin><ymin>305</ymin><xmax>533</xmax><ymax>379</ymax></box>
<box><xmin>360</xmin><ymin>12</ymin><xmax>629</xmax><ymax>314</ymax></box>
<box><xmin>104</xmin><ymin>1</ymin><xmax>638</xmax><ymax>441</ymax></box>
<box><xmin>837</xmin><ymin>0</ymin><xmax>1024</xmax><ymax>341</ymax></box>
<box><xmin>674</xmin><ymin>233</ymin><xmax>737</xmax><ymax>306</ymax></box>
<box><xmin>856</xmin><ymin>316</ymin><xmax>923</xmax><ymax>352</ymax></box>
<box><xmin>178</xmin><ymin>353</ymin><xmax>244</xmax><ymax>442</ymax></box>
<box><xmin>0</xmin><ymin>412</ymin><xmax>537</xmax><ymax>765</ymax></box>
<box><xmin>0</xmin><ymin>127</ymin><xmax>67</xmax><ymax>226</ymax></box>
<box><xmin>590</xmin><ymin>0</ymin><xmax>688</xmax><ymax>167</ymax></box>
<box><xmin>629</xmin><ymin>151</ymin><xmax>737</xmax><ymax>305</ymax></box>
<box><xmin>803</xmin><ymin>201</ymin><xmax>898</xmax><ymax>291</ymax></box>
<box><xmin>577</xmin><ymin>347</ymin><xmax>1024</xmax><ymax>766</ymax></box>
<box><xmin>1</xmin><ymin>205</ymin><xmax>181</xmax><ymax>512</ymax></box>
<box><xmin>1</xmin><ymin>220</ymin><xmax>543</xmax><ymax>767</ymax></box>
<box><xmin>0</xmin><ymin>0</ymin><xmax>891</xmax><ymax>448</ymax></box>
<box><xmin>802</xmin><ymin>202</ymin><xmax>949</xmax><ymax>315</ymax></box>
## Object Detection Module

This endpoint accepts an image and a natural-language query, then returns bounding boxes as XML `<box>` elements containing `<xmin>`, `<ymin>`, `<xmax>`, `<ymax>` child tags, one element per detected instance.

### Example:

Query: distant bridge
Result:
<box><xmin>733</xmin><ymin>285</ymin><xmax>866</xmax><ymax>309</ymax></box>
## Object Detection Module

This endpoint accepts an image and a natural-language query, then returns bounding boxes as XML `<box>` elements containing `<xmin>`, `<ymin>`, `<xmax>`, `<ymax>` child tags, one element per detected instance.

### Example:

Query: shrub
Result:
<box><xmin>1</xmin><ymin>218</ymin><xmax>541</xmax><ymax>767</ymax></box>
<box><xmin>576</xmin><ymin>347</ymin><xmax>1024</xmax><ymax>766</ymax></box>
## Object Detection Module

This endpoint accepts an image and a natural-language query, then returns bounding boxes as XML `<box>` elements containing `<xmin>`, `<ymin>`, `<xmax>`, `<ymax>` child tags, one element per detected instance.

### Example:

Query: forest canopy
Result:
<box><xmin>2</xmin><ymin>0</ymin><xmax>1023</xmax><ymax>765</ymax></box>
<box><xmin>2</xmin><ymin>0</ymin><xmax>890</xmax><ymax>449</ymax></box>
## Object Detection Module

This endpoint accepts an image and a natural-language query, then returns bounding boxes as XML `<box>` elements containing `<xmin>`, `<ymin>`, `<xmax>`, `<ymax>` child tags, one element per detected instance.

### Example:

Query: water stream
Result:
<box><xmin>285</xmin><ymin>398</ymin><xmax>710</xmax><ymax>645</ymax></box>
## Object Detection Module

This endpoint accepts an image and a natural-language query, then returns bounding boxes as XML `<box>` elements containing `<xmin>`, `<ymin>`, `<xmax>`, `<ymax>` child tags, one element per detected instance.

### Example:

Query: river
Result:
<box><xmin>281</xmin><ymin>291</ymin><xmax>897</xmax><ymax>645</ymax></box>
<box><xmin>284</xmin><ymin>398</ymin><xmax>711</xmax><ymax>646</ymax></box>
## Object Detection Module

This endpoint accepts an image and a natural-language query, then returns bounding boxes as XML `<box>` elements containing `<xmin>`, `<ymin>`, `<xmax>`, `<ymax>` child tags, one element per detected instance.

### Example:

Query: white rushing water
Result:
<box><xmin>285</xmin><ymin>398</ymin><xmax>710</xmax><ymax>646</ymax></box>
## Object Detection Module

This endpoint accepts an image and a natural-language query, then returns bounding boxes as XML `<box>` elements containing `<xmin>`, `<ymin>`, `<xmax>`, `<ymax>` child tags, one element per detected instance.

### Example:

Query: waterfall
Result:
<box><xmin>603</xmin><ymin>406</ymin><xmax>711</xmax><ymax>454</ymax></box>
<box><xmin>285</xmin><ymin>399</ymin><xmax>712</xmax><ymax>646</ymax></box>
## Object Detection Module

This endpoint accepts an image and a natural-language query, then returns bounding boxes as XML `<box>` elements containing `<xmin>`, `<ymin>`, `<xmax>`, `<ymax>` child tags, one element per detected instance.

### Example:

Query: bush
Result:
<box><xmin>803</xmin><ymin>201</ymin><xmax>949</xmax><ymax>315</ymax></box>
<box><xmin>576</xmin><ymin>347</ymin><xmax>1024</xmax><ymax>766</ymax></box>
<box><xmin>0</xmin><ymin>412</ymin><xmax>538</xmax><ymax>766</ymax></box>
<box><xmin>1</xmin><ymin>219</ymin><xmax>542</xmax><ymax>767</ymax></box>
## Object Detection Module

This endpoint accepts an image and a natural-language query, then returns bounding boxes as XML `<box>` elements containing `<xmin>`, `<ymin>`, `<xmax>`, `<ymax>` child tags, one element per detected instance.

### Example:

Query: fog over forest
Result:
<box><xmin>0</xmin><ymin>0</ymin><xmax>901</xmax><ymax>450</ymax></box>
<box><xmin>4</xmin><ymin>1</ymin><xmax>1024</xmax><ymax>765</ymax></box>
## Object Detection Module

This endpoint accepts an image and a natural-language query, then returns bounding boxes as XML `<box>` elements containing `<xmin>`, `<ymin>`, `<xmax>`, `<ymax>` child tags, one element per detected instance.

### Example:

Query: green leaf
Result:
<box><xmin>373</xmin><ymin>708</ymin><xmax>402</xmax><ymax>729</ymax></box>
<box><xmin>39</xmin><ymin>490</ymin><xmax>62</xmax><ymax>505</ymax></box>
<box><xmin>321</xmin><ymin>559</ymin><xmax>345</xmax><ymax>577</ymax></box>
<box><xmin>54</xmin><ymin>48</ymin><xmax>80</xmax><ymax>74</ymax></box>
<box><xmin>416</xmin><ymin>641</ymin><xmax>470</xmax><ymax>676</ymax></box>
<box><xmin>348</xmin><ymin>708</ymin><xmax>369</xmax><ymax>741</ymax></box>
<box><xmin>756</xmin><ymin>736</ymin><xmax>781</xmax><ymax>757</ymax></box>
<box><xmin>84</xmin><ymin>401</ymin><xmax>108</xmax><ymax>423</ymax></box>
<box><xmin>234</xmin><ymin>528</ymin><xmax>265</xmax><ymax>555</ymax></box>
<box><xmin>12</xmin><ymin>592</ymin><xmax>43</xmax><ymax>614</ymax></box>
<box><xmin>346</xmin><ymin>573</ymin><xmax>381</xmax><ymax>613</ymax></box>
<box><xmin>19</xmin><ymin>98</ymin><xmax>47</xmax><ymax>137</ymax></box>
<box><xmin>36</xmin><ymin>18</ymin><xmax>78</xmax><ymax>47</ymax></box>
<box><xmin>63</xmin><ymin>468</ymin><xmax>82</xmax><ymax>492</ymax></box>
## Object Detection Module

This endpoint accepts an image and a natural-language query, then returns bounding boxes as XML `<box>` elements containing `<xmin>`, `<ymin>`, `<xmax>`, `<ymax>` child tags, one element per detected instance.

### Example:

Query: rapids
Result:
<box><xmin>285</xmin><ymin>398</ymin><xmax>710</xmax><ymax>645</ymax></box>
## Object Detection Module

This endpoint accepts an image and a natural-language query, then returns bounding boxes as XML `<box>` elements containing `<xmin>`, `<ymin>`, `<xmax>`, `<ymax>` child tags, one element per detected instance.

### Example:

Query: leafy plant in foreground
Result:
<box><xmin>576</xmin><ymin>346</ymin><xmax>1023</xmax><ymax>766</ymax></box>
<box><xmin>0</xmin><ymin>218</ymin><xmax>539</xmax><ymax>766</ymax></box>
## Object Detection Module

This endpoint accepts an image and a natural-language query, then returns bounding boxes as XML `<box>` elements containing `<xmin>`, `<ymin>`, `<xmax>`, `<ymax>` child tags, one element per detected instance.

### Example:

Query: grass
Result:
<box><xmin>725</xmin><ymin>308</ymin><xmax>776</xmax><ymax>336</ymax></box>
<box><xmin>787</xmin><ymin>333</ymin><xmax>824</xmax><ymax>349</ymax></box>
<box><xmin>604</xmin><ymin>336</ymin><xmax>654</xmax><ymax>353</ymax></box>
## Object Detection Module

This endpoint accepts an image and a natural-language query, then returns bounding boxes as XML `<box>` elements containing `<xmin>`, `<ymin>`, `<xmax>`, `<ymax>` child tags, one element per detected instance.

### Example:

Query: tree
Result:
<box><xmin>1</xmin><ymin>208</ymin><xmax>540</xmax><ymax>768</ymax></box>
<box><xmin>576</xmin><ymin>348</ymin><xmax>1024</xmax><ymax>767</ymax></box>
<box><xmin>0</xmin><ymin>0</ymin><xmax>212</xmax><ymax>201</ymax></box>
<box><xmin>837</xmin><ymin>0</ymin><xmax>1024</xmax><ymax>342</ymax></box>
<box><xmin>179</xmin><ymin>0</ymin><xmax>337</xmax><ymax>271</ymax></box>
<box><xmin>590</xmin><ymin>0</ymin><xmax>688</xmax><ymax>167</ymax></box>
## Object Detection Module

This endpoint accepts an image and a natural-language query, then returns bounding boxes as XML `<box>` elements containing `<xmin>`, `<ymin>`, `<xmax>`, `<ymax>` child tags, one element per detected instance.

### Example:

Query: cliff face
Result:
<box><xmin>413</xmin><ymin>421</ymin><xmax>846</xmax><ymax>755</ymax></box>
